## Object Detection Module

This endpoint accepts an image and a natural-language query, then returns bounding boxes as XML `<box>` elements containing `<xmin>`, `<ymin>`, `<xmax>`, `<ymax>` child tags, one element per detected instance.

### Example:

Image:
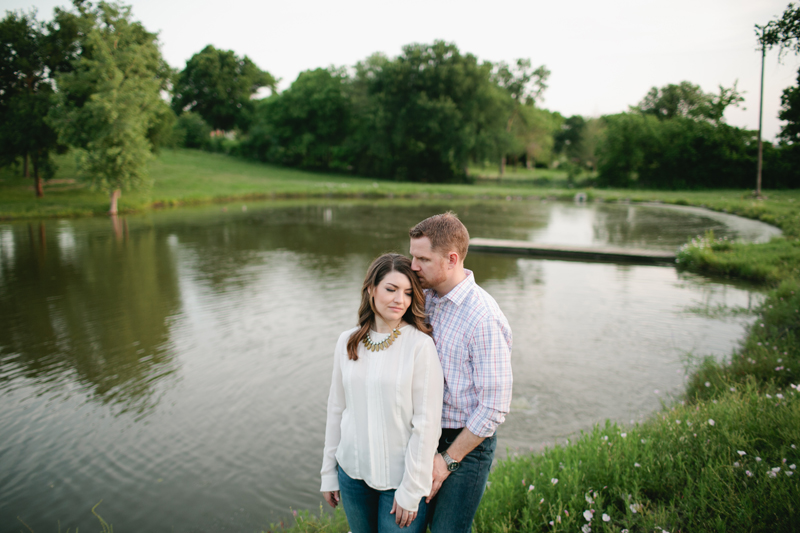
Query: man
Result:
<box><xmin>408</xmin><ymin>212</ymin><xmax>513</xmax><ymax>533</ymax></box>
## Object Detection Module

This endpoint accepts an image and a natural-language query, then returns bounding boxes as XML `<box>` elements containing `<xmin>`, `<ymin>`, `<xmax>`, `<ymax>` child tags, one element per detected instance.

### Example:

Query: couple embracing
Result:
<box><xmin>321</xmin><ymin>212</ymin><xmax>513</xmax><ymax>533</ymax></box>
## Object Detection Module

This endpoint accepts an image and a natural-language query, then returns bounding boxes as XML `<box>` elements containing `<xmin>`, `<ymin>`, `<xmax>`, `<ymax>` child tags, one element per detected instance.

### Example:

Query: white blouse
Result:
<box><xmin>320</xmin><ymin>324</ymin><xmax>444</xmax><ymax>512</ymax></box>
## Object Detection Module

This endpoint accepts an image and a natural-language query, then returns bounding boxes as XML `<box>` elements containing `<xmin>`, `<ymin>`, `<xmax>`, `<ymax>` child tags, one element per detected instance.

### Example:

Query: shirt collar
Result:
<box><xmin>431</xmin><ymin>269</ymin><xmax>475</xmax><ymax>306</ymax></box>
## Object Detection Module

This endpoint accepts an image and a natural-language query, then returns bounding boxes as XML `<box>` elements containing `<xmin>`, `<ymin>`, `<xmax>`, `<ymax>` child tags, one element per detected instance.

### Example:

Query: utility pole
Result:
<box><xmin>757</xmin><ymin>27</ymin><xmax>766</xmax><ymax>199</ymax></box>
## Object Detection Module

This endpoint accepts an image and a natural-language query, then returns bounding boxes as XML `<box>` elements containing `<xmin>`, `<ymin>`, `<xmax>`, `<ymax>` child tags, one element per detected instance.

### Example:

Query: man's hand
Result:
<box><xmin>390</xmin><ymin>497</ymin><xmax>417</xmax><ymax>528</ymax></box>
<box><xmin>426</xmin><ymin>453</ymin><xmax>451</xmax><ymax>503</ymax></box>
<box><xmin>323</xmin><ymin>490</ymin><xmax>340</xmax><ymax>508</ymax></box>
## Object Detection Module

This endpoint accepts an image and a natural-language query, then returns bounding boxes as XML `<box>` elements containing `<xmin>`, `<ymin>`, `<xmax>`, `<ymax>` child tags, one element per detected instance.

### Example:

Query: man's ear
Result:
<box><xmin>447</xmin><ymin>252</ymin><xmax>460</xmax><ymax>268</ymax></box>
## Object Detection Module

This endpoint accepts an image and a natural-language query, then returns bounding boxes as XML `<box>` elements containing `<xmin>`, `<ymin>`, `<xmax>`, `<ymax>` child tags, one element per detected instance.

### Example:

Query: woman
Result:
<box><xmin>321</xmin><ymin>254</ymin><xmax>443</xmax><ymax>532</ymax></box>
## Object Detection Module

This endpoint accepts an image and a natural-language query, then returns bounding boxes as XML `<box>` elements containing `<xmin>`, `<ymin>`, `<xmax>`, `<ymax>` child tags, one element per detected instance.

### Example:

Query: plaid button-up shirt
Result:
<box><xmin>426</xmin><ymin>269</ymin><xmax>513</xmax><ymax>438</ymax></box>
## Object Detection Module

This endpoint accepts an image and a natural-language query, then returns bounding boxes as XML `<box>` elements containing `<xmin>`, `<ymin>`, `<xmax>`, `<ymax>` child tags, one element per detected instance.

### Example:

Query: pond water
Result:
<box><xmin>0</xmin><ymin>200</ymin><xmax>778</xmax><ymax>532</ymax></box>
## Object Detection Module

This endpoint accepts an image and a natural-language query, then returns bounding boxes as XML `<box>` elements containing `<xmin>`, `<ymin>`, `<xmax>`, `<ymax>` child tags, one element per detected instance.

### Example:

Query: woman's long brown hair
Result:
<box><xmin>346</xmin><ymin>254</ymin><xmax>432</xmax><ymax>360</ymax></box>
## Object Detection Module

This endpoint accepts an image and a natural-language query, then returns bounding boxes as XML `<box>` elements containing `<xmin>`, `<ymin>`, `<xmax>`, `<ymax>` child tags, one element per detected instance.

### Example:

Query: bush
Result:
<box><xmin>173</xmin><ymin>112</ymin><xmax>212</xmax><ymax>149</ymax></box>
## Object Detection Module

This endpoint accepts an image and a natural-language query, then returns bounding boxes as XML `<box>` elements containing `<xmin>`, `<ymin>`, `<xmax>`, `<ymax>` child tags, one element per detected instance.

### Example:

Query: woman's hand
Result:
<box><xmin>323</xmin><ymin>490</ymin><xmax>340</xmax><ymax>508</ymax></box>
<box><xmin>390</xmin><ymin>497</ymin><xmax>418</xmax><ymax>528</ymax></box>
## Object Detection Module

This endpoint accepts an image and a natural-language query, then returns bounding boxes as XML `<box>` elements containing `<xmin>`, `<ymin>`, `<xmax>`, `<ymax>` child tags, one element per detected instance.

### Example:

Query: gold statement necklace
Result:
<box><xmin>363</xmin><ymin>327</ymin><xmax>402</xmax><ymax>352</ymax></box>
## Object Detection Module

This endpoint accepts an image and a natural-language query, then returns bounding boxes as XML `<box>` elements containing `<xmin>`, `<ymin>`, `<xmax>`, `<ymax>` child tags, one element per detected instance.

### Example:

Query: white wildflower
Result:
<box><xmin>602</xmin><ymin>513</ymin><xmax>611</xmax><ymax>522</ymax></box>
<box><xmin>583</xmin><ymin>510</ymin><xmax>592</xmax><ymax>521</ymax></box>
<box><xmin>708</xmin><ymin>419</ymin><xmax>715</xmax><ymax>426</ymax></box>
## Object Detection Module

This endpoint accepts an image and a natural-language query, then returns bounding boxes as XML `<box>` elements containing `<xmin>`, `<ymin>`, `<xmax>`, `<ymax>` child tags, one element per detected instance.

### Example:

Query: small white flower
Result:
<box><xmin>634</xmin><ymin>463</ymin><xmax>641</xmax><ymax>467</ymax></box>
<box><xmin>787</xmin><ymin>471</ymin><xmax>794</xmax><ymax>476</ymax></box>
<box><xmin>582</xmin><ymin>525</ymin><xmax>591</xmax><ymax>533</ymax></box>
<box><xmin>734</xmin><ymin>462</ymin><xmax>740</xmax><ymax>467</ymax></box>
<box><xmin>705</xmin><ymin>381</ymin><xmax>711</xmax><ymax>387</ymax></box>
<box><xmin>737</xmin><ymin>450</ymin><xmax>747</xmax><ymax>456</ymax></box>
<box><xmin>551</xmin><ymin>478</ymin><xmax>558</xmax><ymax>485</ymax></box>
<box><xmin>756</xmin><ymin>457</ymin><xmax>762</xmax><ymax>462</ymax></box>
<box><xmin>772</xmin><ymin>467</ymin><xmax>781</xmax><ymax>473</ymax></box>
<box><xmin>602</xmin><ymin>513</ymin><xmax>610</xmax><ymax>522</ymax></box>
<box><xmin>793</xmin><ymin>444</ymin><xmax>797</xmax><ymax>449</ymax></box>
<box><xmin>746</xmin><ymin>470</ymin><xmax>753</xmax><ymax>477</ymax></box>
<box><xmin>622</xmin><ymin>530</ymin><xmax>630</xmax><ymax>533</ymax></box>
<box><xmin>584</xmin><ymin>510</ymin><xmax>593</xmax><ymax>521</ymax></box>
<box><xmin>528</xmin><ymin>484</ymin><xmax>534</xmax><ymax>492</ymax></box>
<box><xmin>539</xmin><ymin>498</ymin><xmax>544</xmax><ymax>504</ymax></box>
<box><xmin>585</xmin><ymin>494</ymin><xmax>594</xmax><ymax>504</ymax></box>
<box><xmin>791</xmin><ymin>464</ymin><xmax>796</xmax><ymax>470</ymax></box>
<box><xmin>629</xmin><ymin>503</ymin><xmax>642</xmax><ymax>514</ymax></box>
<box><xmin>767</xmin><ymin>394</ymin><xmax>773</xmax><ymax>399</ymax></box>
<box><xmin>676</xmin><ymin>420</ymin><xmax>681</xmax><ymax>424</ymax></box>
<box><xmin>708</xmin><ymin>419</ymin><xmax>715</xmax><ymax>426</ymax></box>
<box><xmin>621</xmin><ymin>433</ymin><xmax>627</xmax><ymax>438</ymax></box>
<box><xmin>730</xmin><ymin>387</ymin><xmax>736</xmax><ymax>392</ymax></box>
<box><xmin>768</xmin><ymin>471</ymin><xmax>777</xmax><ymax>478</ymax></box>
<box><xmin>641</xmin><ymin>439</ymin><xmax>646</xmax><ymax>444</ymax></box>
<box><xmin>777</xmin><ymin>393</ymin><xmax>784</xmax><ymax>399</ymax></box>
<box><xmin>549</xmin><ymin>521</ymin><xmax>554</xmax><ymax>526</ymax></box>
<box><xmin>557</xmin><ymin>515</ymin><xmax>562</xmax><ymax>523</ymax></box>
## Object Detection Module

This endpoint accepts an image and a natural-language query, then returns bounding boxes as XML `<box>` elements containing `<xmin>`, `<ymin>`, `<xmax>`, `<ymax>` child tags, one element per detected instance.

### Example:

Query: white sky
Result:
<box><xmin>4</xmin><ymin>0</ymin><xmax>800</xmax><ymax>141</ymax></box>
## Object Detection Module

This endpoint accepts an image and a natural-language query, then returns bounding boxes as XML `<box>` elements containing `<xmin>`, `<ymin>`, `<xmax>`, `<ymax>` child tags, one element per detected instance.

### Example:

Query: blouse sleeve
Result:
<box><xmin>394</xmin><ymin>335</ymin><xmax>444</xmax><ymax>511</ymax></box>
<box><xmin>320</xmin><ymin>331</ymin><xmax>349</xmax><ymax>492</ymax></box>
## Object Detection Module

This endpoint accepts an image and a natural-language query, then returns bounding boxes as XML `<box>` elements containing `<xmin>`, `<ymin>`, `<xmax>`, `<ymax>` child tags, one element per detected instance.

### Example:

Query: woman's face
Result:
<box><xmin>369</xmin><ymin>270</ymin><xmax>413</xmax><ymax>327</ymax></box>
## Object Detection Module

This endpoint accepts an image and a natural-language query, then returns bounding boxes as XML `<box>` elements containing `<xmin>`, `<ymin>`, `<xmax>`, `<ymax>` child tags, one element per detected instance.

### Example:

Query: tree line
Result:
<box><xmin>2</xmin><ymin>1</ymin><xmax>800</xmax><ymax>213</ymax></box>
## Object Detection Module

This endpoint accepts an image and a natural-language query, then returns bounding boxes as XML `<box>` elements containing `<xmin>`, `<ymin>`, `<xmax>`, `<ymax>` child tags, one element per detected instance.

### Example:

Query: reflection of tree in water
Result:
<box><xmin>592</xmin><ymin>205</ymin><xmax>729</xmax><ymax>249</ymax></box>
<box><xmin>170</xmin><ymin>202</ymin><xmax>543</xmax><ymax>292</ymax></box>
<box><xmin>0</xmin><ymin>221</ymin><xmax>181</xmax><ymax>415</ymax></box>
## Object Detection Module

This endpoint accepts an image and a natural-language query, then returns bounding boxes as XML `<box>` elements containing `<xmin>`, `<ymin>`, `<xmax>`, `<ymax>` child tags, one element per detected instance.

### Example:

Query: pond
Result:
<box><xmin>0</xmin><ymin>199</ymin><xmax>778</xmax><ymax>531</ymax></box>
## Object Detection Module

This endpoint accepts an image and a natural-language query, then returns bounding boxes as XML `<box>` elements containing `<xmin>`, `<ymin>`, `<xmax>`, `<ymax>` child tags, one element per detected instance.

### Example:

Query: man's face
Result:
<box><xmin>409</xmin><ymin>237</ymin><xmax>449</xmax><ymax>291</ymax></box>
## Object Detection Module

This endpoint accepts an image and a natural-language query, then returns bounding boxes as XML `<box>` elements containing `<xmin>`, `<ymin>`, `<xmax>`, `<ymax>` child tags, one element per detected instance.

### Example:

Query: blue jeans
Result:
<box><xmin>428</xmin><ymin>429</ymin><xmax>497</xmax><ymax>533</ymax></box>
<box><xmin>338</xmin><ymin>466</ymin><xmax>429</xmax><ymax>533</ymax></box>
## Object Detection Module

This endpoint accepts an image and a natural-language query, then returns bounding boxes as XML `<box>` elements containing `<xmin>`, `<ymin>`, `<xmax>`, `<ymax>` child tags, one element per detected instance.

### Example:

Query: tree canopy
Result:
<box><xmin>48</xmin><ymin>0</ymin><xmax>172</xmax><ymax>213</ymax></box>
<box><xmin>635</xmin><ymin>81</ymin><xmax>744</xmax><ymax>123</ymax></box>
<box><xmin>171</xmin><ymin>45</ymin><xmax>276</xmax><ymax>132</ymax></box>
<box><xmin>0</xmin><ymin>9</ymin><xmax>73</xmax><ymax>196</ymax></box>
<box><xmin>759</xmin><ymin>2</ymin><xmax>800</xmax><ymax>54</ymax></box>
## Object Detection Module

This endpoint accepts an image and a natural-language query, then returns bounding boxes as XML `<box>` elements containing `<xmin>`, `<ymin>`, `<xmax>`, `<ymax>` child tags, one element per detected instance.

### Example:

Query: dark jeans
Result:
<box><xmin>428</xmin><ymin>428</ymin><xmax>496</xmax><ymax>533</ymax></box>
<box><xmin>338</xmin><ymin>465</ymin><xmax>429</xmax><ymax>533</ymax></box>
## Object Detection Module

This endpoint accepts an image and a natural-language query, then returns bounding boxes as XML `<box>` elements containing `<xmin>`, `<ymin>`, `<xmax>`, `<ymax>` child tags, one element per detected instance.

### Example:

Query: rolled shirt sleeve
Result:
<box><xmin>465</xmin><ymin>316</ymin><xmax>513</xmax><ymax>438</ymax></box>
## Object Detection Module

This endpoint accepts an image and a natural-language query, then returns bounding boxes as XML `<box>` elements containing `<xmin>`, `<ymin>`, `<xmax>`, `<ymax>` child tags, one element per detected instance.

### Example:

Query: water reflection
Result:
<box><xmin>0</xmin><ymin>220</ymin><xmax>180</xmax><ymax>415</ymax></box>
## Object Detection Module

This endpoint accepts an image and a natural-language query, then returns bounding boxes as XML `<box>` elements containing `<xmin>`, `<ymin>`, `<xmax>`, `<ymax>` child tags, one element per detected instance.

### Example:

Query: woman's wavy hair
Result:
<box><xmin>347</xmin><ymin>253</ymin><xmax>432</xmax><ymax>361</ymax></box>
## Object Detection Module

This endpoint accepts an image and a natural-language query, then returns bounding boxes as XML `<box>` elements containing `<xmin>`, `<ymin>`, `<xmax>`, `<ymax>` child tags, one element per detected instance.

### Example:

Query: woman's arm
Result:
<box><xmin>320</xmin><ymin>333</ymin><xmax>348</xmax><ymax>493</ymax></box>
<box><xmin>393</xmin><ymin>336</ymin><xmax>444</xmax><ymax>512</ymax></box>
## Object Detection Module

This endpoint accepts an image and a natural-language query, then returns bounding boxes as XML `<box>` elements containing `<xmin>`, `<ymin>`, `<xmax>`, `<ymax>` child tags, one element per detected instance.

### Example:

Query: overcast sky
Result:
<box><xmin>5</xmin><ymin>0</ymin><xmax>800</xmax><ymax>140</ymax></box>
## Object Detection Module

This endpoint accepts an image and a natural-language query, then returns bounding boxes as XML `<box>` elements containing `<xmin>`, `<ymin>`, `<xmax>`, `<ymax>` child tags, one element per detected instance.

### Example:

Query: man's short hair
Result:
<box><xmin>409</xmin><ymin>211</ymin><xmax>469</xmax><ymax>260</ymax></box>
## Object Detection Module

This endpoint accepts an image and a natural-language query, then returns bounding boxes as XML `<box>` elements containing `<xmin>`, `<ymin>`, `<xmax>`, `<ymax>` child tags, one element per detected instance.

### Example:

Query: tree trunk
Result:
<box><xmin>23</xmin><ymin>153</ymin><xmax>29</xmax><ymax>178</ymax></box>
<box><xmin>499</xmin><ymin>156</ymin><xmax>506</xmax><ymax>178</ymax></box>
<box><xmin>108</xmin><ymin>189</ymin><xmax>121</xmax><ymax>215</ymax></box>
<box><xmin>33</xmin><ymin>156</ymin><xmax>43</xmax><ymax>198</ymax></box>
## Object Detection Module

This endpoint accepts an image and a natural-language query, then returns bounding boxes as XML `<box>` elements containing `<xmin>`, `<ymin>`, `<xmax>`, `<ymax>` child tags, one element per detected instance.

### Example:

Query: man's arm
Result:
<box><xmin>426</xmin><ymin>428</ymin><xmax>485</xmax><ymax>502</ymax></box>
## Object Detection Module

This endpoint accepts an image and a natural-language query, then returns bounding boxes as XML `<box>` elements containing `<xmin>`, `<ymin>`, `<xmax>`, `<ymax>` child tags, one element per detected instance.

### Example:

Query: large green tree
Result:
<box><xmin>760</xmin><ymin>2</ymin><xmax>800</xmax><ymax>54</ymax></box>
<box><xmin>246</xmin><ymin>67</ymin><xmax>352</xmax><ymax>169</ymax></box>
<box><xmin>171</xmin><ymin>45</ymin><xmax>275</xmax><ymax>132</ymax></box>
<box><xmin>0</xmin><ymin>9</ymin><xmax>76</xmax><ymax>197</ymax></box>
<box><xmin>49</xmin><ymin>1</ymin><xmax>172</xmax><ymax>214</ymax></box>
<box><xmin>492</xmin><ymin>59</ymin><xmax>550</xmax><ymax>175</ymax></box>
<box><xmin>353</xmin><ymin>41</ymin><xmax>499</xmax><ymax>182</ymax></box>
<box><xmin>636</xmin><ymin>81</ymin><xmax>743</xmax><ymax>122</ymax></box>
<box><xmin>779</xmin><ymin>68</ymin><xmax>800</xmax><ymax>145</ymax></box>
